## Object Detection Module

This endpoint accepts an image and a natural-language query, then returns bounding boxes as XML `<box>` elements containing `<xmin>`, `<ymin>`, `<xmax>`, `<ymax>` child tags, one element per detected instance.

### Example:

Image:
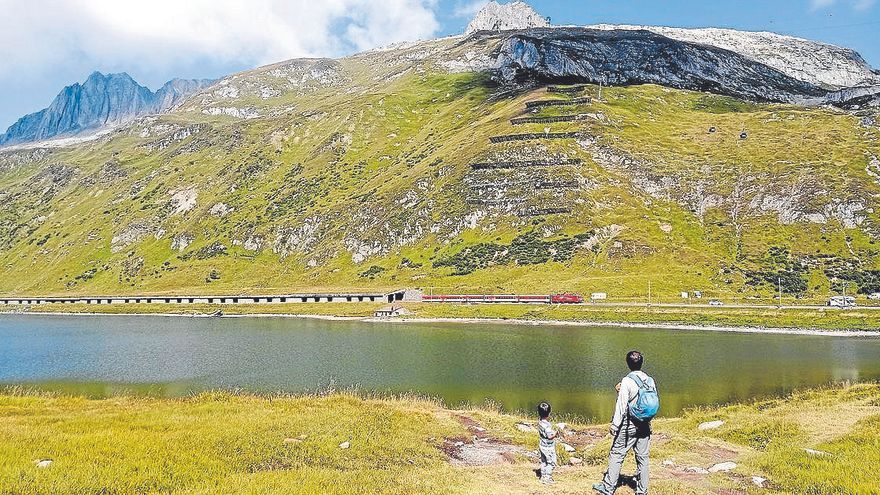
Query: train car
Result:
<box><xmin>421</xmin><ymin>293</ymin><xmax>583</xmax><ymax>304</ymax></box>
<box><xmin>550</xmin><ymin>293</ymin><xmax>585</xmax><ymax>304</ymax></box>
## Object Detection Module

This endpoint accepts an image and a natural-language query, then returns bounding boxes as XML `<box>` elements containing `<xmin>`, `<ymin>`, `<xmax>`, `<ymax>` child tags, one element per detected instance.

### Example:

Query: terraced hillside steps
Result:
<box><xmin>489</xmin><ymin>132</ymin><xmax>583</xmax><ymax>143</ymax></box>
<box><xmin>534</xmin><ymin>180</ymin><xmax>580</xmax><ymax>190</ymax></box>
<box><xmin>511</xmin><ymin>114</ymin><xmax>593</xmax><ymax>125</ymax></box>
<box><xmin>519</xmin><ymin>207</ymin><xmax>572</xmax><ymax>217</ymax></box>
<box><xmin>547</xmin><ymin>85</ymin><xmax>588</xmax><ymax>94</ymax></box>
<box><xmin>525</xmin><ymin>97</ymin><xmax>592</xmax><ymax>109</ymax></box>
<box><xmin>470</xmin><ymin>159</ymin><xmax>583</xmax><ymax>170</ymax></box>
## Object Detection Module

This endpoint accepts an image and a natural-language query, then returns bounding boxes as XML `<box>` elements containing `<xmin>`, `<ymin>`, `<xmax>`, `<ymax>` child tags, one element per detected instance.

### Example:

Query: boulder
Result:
<box><xmin>804</xmin><ymin>448</ymin><xmax>832</xmax><ymax>457</ymax></box>
<box><xmin>708</xmin><ymin>462</ymin><xmax>737</xmax><ymax>473</ymax></box>
<box><xmin>516</xmin><ymin>423</ymin><xmax>536</xmax><ymax>433</ymax></box>
<box><xmin>569</xmin><ymin>457</ymin><xmax>584</xmax><ymax>466</ymax></box>
<box><xmin>662</xmin><ymin>459</ymin><xmax>675</xmax><ymax>467</ymax></box>
<box><xmin>561</xmin><ymin>442</ymin><xmax>576</xmax><ymax>453</ymax></box>
<box><xmin>752</xmin><ymin>476</ymin><xmax>769</xmax><ymax>488</ymax></box>
<box><xmin>698</xmin><ymin>420</ymin><xmax>725</xmax><ymax>431</ymax></box>
<box><xmin>339</xmin><ymin>441</ymin><xmax>350</xmax><ymax>449</ymax></box>
<box><xmin>34</xmin><ymin>459</ymin><xmax>53</xmax><ymax>468</ymax></box>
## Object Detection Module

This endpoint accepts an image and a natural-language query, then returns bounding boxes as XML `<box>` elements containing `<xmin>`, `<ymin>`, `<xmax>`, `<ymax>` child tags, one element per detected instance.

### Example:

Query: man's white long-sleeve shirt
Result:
<box><xmin>610</xmin><ymin>370</ymin><xmax>653</xmax><ymax>434</ymax></box>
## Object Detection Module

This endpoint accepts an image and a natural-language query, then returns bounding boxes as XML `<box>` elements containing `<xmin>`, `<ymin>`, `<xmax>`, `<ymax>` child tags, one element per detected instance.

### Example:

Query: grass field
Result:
<box><xmin>13</xmin><ymin>300</ymin><xmax>880</xmax><ymax>332</ymax></box>
<box><xmin>1</xmin><ymin>384</ymin><xmax>877</xmax><ymax>494</ymax></box>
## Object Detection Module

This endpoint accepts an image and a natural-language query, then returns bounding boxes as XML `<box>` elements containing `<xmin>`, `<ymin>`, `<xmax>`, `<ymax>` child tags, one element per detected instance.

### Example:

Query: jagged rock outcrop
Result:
<box><xmin>0</xmin><ymin>72</ymin><xmax>213</xmax><ymax>147</ymax></box>
<box><xmin>465</xmin><ymin>1</ymin><xmax>549</xmax><ymax>35</ymax></box>
<box><xmin>589</xmin><ymin>24</ymin><xmax>878</xmax><ymax>89</ymax></box>
<box><xmin>819</xmin><ymin>85</ymin><xmax>880</xmax><ymax>109</ymax></box>
<box><xmin>490</xmin><ymin>28</ymin><xmax>826</xmax><ymax>104</ymax></box>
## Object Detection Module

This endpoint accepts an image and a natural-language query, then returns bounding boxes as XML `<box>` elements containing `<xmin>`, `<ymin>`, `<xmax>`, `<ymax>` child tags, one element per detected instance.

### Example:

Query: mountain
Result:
<box><xmin>465</xmin><ymin>0</ymin><xmax>549</xmax><ymax>34</ymax></box>
<box><xmin>0</xmin><ymin>72</ymin><xmax>213</xmax><ymax>147</ymax></box>
<box><xmin>589</xmin><ymin>24</ymin><xmax>879</xmax><ymax>89</ymax></box>
<box><xmin>153</xmin><ymin>78</ymin><xmax>216</xmax><ymax>112</ymax></box>
<box><xmin>0</xmin><ymin>4</ymin><xmax>877</xmax><ymax>300</ymax></box>
<box><xmin>491</xmin><ymin>28</ymin><xmax>825</xmax><ymax>104</ymax></box>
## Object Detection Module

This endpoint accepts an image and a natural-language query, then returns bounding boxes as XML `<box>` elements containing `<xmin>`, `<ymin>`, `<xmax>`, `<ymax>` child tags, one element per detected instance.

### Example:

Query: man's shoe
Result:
<box><xmin>592</xmin><ymin>483</ymin><xmax>612</xmax><ymax>494</ymax></box>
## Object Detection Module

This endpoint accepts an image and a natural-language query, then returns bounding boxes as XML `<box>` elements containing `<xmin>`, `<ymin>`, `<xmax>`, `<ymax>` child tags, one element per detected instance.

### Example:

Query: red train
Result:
<box><xmin>421</xmin><ymin>293</ymin><xmax>584</xmax><ymax>304</ymax></box>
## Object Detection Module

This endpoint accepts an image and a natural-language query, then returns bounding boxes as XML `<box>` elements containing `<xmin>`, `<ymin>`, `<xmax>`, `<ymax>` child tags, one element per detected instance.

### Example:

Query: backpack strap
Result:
<box><xmin>628</xmin><ymin>372</ymin><xmax>654</xmax><ymax>390</ymax></box>
<box><xmin>627</xmin><ymin>372</ymin><xmax>644</xmax><ymax>388</ymax></box>
<box><xmin>625</xmin><ymin>373</ymin><xmax>641</xmax><ymax>404</ymax></box>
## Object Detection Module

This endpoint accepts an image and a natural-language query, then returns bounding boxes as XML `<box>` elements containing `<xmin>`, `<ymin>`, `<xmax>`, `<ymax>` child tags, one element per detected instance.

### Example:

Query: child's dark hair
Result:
<box><xmin>538</xmin><ymin>402</ymin><xmax>551</xmax><ymax>419</ymax></box>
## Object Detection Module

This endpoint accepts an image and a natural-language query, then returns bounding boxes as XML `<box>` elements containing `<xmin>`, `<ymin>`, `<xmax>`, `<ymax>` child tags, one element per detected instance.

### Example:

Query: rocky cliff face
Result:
<box><xmin>0</xmin><ymin>72</ymin><xmax>213</xmax><ymax>147</ymax></box>
<box><xmin>589</xmin><ymin>24</ymin><xmax>879</xmax><ymax>89</ymax></box>
<box><xmin>465</xmin><ymin>1</ymin><xmax>549</xmax><ymax>34</ymax></box>
<box><xmin>153</xmin><ymin>78</ymin><xmax>216</xmax><ymax>112</ymax></box>
<box><xmin>490</xmin><ymin>28</ymin><xmax>826</xmax><ymax>103</ymax></box>
<box><xmin>819</xmin><ymin>85</ymin><xmax>880</xmax><ymax>109</ymax></box>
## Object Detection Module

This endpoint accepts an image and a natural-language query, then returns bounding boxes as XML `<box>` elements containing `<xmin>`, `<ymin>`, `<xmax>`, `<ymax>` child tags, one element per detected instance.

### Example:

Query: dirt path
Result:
<box><xmin>440</xmin><ymin>413</ymin><xmax>756</xmax><ymax>495</ymax></box>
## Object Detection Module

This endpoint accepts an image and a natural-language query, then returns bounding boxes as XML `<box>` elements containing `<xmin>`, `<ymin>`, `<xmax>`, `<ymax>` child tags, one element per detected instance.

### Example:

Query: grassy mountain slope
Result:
<box><xmin>0</xmin><ymin>36</ymin><xmax>878</xmax><ymax>300</ymax></box>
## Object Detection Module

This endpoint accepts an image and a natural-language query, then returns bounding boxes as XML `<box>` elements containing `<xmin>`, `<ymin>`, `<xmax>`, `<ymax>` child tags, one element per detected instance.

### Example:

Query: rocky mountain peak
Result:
<box><xmin>0</xmin><ymin>73</ymin><xmax>214</xmax><ymax>148</ymax></box>
<box><xmin>465</xmin><ymin>1</ymin><xmax>549</xmax><ymax>35</ymax></box>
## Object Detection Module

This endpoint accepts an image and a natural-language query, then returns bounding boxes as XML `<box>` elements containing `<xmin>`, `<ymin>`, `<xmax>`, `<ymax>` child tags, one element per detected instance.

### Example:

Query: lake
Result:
<box><xmin>1</xmin><ymin>314</ymin><xmax>879</xmax><ymax>420</ymax></box>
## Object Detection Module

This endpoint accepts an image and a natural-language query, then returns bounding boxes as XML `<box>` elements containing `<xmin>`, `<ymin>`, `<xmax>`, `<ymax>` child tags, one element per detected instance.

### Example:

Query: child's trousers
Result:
<box><xmin>539</xmin><ymin>446</ymin><xmax>557</xmax><ymax>478</ymax></box>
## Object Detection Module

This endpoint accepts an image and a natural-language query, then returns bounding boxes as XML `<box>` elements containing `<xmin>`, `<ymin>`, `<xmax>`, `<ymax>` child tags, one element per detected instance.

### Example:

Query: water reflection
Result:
<box><xmin>1</xmin><ymin>315</ymin><xmax>878</xmax><ymax>419</ymax></box>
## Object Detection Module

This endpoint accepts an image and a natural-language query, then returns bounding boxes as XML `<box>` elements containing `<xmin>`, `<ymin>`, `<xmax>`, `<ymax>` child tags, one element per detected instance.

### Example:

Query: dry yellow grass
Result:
<box><xmin>1</xmin><ymin>384</ymin><xmax>878</xmax><ymax>494</ymax></box>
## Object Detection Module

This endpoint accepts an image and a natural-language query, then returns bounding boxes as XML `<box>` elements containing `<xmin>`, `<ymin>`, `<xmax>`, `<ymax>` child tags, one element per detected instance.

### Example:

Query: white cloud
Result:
<box><xmin>454</xmin><ymin>0</ymin><xmax>490</xmax><ymax>18</ymax></box>
<box><xmin>810</xmin><ymin>0</ymin><xmax>876</xmax><ymax>10</ymax></box>
<box><xmin>0</xmin><ymin>0</ymin><xmax>440</xmax><ymax>81</ymax></box>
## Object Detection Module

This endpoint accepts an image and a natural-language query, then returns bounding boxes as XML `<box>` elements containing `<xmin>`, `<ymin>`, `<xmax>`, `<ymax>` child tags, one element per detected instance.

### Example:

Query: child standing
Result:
<box><xmin>537</xmin><ymin>401</ymin><xmax>558</xmax><ymax>485</ymax></box>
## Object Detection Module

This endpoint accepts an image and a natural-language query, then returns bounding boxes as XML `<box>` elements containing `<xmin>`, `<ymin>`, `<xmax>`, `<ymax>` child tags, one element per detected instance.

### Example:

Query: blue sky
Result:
<box><xmin>0</xmin><ymin>0</ymin><xmax>878</xmax><ymax>131</ymax></box>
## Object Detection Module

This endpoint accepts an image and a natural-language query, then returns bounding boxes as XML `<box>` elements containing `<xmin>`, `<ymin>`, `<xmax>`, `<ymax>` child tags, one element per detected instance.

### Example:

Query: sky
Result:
<box><xmin>0</xmin><ymin>0</ymin><xmax>878</xmax><ymax>130</ymax></box>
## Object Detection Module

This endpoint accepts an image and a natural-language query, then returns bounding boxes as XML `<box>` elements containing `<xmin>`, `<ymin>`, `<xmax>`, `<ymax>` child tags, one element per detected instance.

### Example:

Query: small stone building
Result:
<box><xmin>374</xmin><ymin>305</ymin><xmax>410</xmax><ymax>318</ymax></box>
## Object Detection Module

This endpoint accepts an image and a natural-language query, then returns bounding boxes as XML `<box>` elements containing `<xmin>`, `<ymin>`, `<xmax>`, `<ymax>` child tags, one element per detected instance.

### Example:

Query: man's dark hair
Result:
<box><xmin>626</xmin><ymin>350</ymin><xmax>644</xmax><ymax>371</ymax></box>
<box><xmin>538</xmin><ymin>402</ymin><xmax>551</xmax><ymax>419</ymax></box>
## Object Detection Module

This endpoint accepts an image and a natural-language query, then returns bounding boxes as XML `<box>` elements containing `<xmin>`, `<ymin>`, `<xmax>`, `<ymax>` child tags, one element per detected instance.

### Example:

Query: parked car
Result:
<box><xmin>868</xmin><ymin>293</ymin><xmax>880</xmax><ymax>300</ymax></box>
<box><xmin>709</xmin><ymin>300</ymin><xmax>724</xmax><ymax>306</ymax></box>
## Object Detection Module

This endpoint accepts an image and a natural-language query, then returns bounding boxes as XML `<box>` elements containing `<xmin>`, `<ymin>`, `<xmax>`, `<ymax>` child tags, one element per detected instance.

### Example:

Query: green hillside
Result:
<box><xmin>1</xmin><ymin>38</ymin><xmax>878</xmax><ymax>301</ymax></box>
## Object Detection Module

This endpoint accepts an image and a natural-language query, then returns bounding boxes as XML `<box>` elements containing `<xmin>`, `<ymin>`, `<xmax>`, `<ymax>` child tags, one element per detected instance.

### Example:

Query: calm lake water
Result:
<box><xmin>1</xmin><ymin>314</ymin><xmax>879</xmax><ymax>420</ymax></box>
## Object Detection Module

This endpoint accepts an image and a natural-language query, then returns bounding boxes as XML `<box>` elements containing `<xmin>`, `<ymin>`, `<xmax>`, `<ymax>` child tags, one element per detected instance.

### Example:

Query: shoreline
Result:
<box><xmin>5</xmin><ymin>309</ymin><xmax>880</xmax><ymax>338</ymax></box>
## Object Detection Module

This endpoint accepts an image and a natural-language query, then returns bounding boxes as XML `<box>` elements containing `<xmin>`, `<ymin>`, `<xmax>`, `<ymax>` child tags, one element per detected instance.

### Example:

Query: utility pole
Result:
<box><xmin>778</xmin><ymin>276</ymin><xmax>782</xmax><ymax>309</ymax></box>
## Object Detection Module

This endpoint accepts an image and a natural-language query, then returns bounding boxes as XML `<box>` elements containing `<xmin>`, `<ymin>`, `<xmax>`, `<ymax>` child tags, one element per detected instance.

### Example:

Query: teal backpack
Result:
<box><xmin>627</xmin><ymin>372</ymin><xmax>660</xmax><ymax>422</ymax></box>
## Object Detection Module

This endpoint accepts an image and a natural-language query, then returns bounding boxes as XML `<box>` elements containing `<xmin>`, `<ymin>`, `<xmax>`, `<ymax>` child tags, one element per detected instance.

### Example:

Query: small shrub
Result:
<box><xmin>180</xmin><ymin>242</ymin><xmax>227</xmax><ymax>261</ymax></box>
<box><xmin>359</xmin><ymin>266</ymin><xmax>385</xmax><ymax>279</ymax></box>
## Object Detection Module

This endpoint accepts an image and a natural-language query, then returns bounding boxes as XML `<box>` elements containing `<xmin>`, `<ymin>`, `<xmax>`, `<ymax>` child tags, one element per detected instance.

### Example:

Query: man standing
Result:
<box><xmin>593</xmin><ymin>350</ymin><xmax>658</xmax><ymax>495</ymax></box>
